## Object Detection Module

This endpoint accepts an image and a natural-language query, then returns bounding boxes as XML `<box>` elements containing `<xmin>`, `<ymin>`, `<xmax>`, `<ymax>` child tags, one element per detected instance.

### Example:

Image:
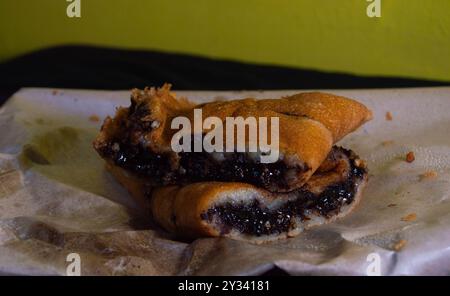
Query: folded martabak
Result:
<box><xmin>94</xmin><ymin>84</ymin><xmax>372</xmax><ymax>242</ymax></box>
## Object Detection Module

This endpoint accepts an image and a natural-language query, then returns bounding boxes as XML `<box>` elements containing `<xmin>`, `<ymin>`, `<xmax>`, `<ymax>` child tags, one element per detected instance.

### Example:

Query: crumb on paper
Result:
<box><xmin>52</xmin><ymin>90</ymin><xmax>58</xmax><ymax>96</ymax></box>
<box><xmin>381</xmin><ymin>140</ymin><xmax>394</xmax><ymax>146</ymax></box>
<box><xmin>401</xmin><ymin>213</ymin><xmax>417</xmax><ymax>222</ymax></box>
<box><xmin>89</xmin><ymin>115</ymin><xmax>100</xmax><ymax>122</ymax></box>
<box><xmin>385</xmin><ymin>111</ymin><xmax>393</xmax><ymax>121</ymax></box>
<box><xmin>419</xmin><ymin>170</ymin><xmax>438</xmax><ymax>181</ymax></box>
<box><xmin>387</xmin><ymin>203</ymin><xmax>397</xmax><ymax>208</ymax></box>
<box><xmin>393</xmin><ymin>239</ymin><xmax>407</xmax><ymax>251</ymax></box>
<box><xmin>406</xmin><ymin>151</ymin><xmax>415</xmax><ymax>163</ymax></box>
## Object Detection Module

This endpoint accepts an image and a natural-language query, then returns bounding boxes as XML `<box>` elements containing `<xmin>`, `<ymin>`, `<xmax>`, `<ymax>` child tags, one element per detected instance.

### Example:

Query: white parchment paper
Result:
<box><xmin>0</xmin><ymin>87</ymin><xmax>449</xmax><ymax>275</ymax></box>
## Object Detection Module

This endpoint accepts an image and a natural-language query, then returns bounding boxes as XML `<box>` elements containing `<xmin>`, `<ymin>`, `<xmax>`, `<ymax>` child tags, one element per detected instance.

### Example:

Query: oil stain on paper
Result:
<box><xmin>18</xmin><ymin>126</ymin><xmax>130</xmax><ymax>206</ymax></box>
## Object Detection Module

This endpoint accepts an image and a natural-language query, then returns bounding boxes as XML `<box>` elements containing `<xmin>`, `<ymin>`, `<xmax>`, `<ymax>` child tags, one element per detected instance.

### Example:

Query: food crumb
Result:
<box><xmin>112</xmin><ymin>142</ymin><xmax>120</xmax><ymax>152</ymax></box>
<box><xmin>385</xmin><ymin>111</ymin><xmax>393</xmax><ymax>121</ymax></box>
<box><xmin>151</xmin><ymin>120</ymin><xmax>160</xmax><ymax>129</ymax></box>
<box><xmin>381</xmin><ymin>140</ymin><xmax>394</xmax><ymax>146</ymax></box>
<box><xmin>393</xmin><ymin>239</ymin><xmax>407</xmax><ymax>251</ymax></box>
<box><xmin>401</xmin><ymin>213</ymin><xmax>417</xmax><ymax>222</ymax></box>
<box><xmin>52</xmin><ymin>90</ymin><xmax>58</xmax><ymax>96</ymax></box>
<box><xmin>89</xmin><ymin>115</ymin><xmax>100</xmax><ymax>122</ymax></box>
<box><xmin>405</xmin><ymin>151</ymin><xmax>415</xmax><ymax>163</ymax></box>
<box><xmin>419</xmin><ymin>170</ymin><xmax>438</xmax><ymax>181</ymax></box>
<box><xmin>387</xmin><ymin>203</ymin><xmax>397</xmax><ymax>208</ymax></box>
<box><xmin>354</xmin><ymin>158</ymin><xmax>366</xmax><ymax>168</ymax></box>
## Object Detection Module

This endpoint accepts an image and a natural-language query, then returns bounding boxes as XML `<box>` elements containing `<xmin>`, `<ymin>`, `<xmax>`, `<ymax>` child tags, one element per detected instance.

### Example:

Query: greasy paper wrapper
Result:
<box><xmin>0</xmin><ymin>87</ymin><xmax>449</xmax><ymax>276</ymax></box>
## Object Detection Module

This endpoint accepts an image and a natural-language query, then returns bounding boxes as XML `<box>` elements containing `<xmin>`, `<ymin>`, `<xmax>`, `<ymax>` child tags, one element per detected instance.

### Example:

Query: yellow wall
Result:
<box><xmin>1</xmin><ymin>0</ymin><xmax>449</xmax><ymax>81</ymax></box>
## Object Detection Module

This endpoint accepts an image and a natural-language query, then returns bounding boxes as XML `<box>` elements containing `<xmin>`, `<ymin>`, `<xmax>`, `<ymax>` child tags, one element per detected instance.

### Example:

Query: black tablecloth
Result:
<box><xmin>0</xmin><ymin>45</ymin><xmax>448</xmax><ymax>105</ymax></box>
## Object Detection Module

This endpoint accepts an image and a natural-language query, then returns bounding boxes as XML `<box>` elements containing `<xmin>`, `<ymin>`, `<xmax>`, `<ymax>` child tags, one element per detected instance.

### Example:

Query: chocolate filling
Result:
<box><xmin>200</xmin><ymin>148</ymin><xmax>366</xmax><ymax>236</ymax></box>
<box><xmin>98</xmin><ymin>140</ymin><xmax>305</xmax><ymax>191</ymax></box>
<box><xmin>178</xmin><ymin>151</ymin><xmax>304</xmax><ymax>190</ymax></box>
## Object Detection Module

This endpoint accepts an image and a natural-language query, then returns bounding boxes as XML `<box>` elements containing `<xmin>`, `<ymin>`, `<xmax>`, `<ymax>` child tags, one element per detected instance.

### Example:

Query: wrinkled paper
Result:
<box><xmin>0</xmin><ymin>87</ymin><xmax>450</xmax><ymax>275</ymax></box>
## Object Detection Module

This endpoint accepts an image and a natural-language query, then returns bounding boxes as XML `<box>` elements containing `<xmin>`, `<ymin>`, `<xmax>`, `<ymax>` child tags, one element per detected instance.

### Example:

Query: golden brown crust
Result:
<box><xmin>259</xmin><ymin>92</ymin><xmax>373</xmax><ymax>142</ymax></box>
<box><xmin>197</xmin><ymin>92</ymin><xmax>372</xmax><ymax>143</ymax></box>
<box><xmin>149</xmin><ymin>186</ymin><xmax>178</xmax><ymax>233</ymax></box>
